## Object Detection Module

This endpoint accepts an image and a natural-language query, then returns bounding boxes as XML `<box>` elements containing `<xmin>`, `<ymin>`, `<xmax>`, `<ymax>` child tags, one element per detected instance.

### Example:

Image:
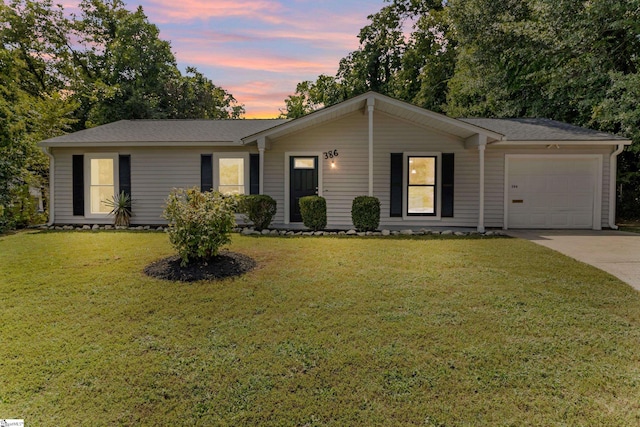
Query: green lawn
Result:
<box><xmin>620</xmin><ymin>225</ymin><xmax>640</xmax><ymax>234</ymax></box>
<box><xmin>1</xmin><ymin>231</ymin><xmax>640</xmax><ymax>426</ymax></box>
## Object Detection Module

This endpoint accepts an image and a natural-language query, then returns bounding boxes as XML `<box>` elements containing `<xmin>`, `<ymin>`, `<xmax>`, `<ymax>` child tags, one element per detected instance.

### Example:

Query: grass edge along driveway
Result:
<box><xmin>1</xmin><ymin>231</ymin><xmax>639</xmax><ymax>426</ymax></box>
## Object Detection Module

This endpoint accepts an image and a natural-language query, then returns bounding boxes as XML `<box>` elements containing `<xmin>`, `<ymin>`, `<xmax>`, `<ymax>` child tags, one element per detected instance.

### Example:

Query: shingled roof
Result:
<box><xmin>459</xmin><ymin>118</ymin><xmax>628</xmax><ymax>142</ymax></box>
<box><xmin>41</xmin><ymin>119</ymin><xmax>289</xmax><ymax>146</ymax></box>
<box><xmin>40</xmin><ymin>99</ymin><xmax>629</xmax><ymax>148</ymax></box>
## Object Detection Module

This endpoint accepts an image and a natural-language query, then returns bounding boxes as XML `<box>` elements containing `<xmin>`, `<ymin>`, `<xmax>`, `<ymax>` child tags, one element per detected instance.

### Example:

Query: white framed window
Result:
<box><xmin>213</xmin><ymin>153</ymin><xmax>249</xmax><ymax>195</ymax></box>
<box><xmin>403</xmin><ymin>152</ymin><xmax>441</xmax><ymax>219</ymax></box>
<box><xmin>84</xmin><ymin>153</ymin><xmax>119</xmax><ymax>217</ymax></box>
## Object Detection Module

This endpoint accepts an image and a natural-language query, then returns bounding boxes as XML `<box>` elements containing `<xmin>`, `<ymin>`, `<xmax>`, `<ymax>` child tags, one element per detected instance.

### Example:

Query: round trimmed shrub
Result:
<box><xmin>239</xmin><ymin>194</ymin><xmax>277</xmax><ymax>230</ymax></box>
<box><xmin>163</xmin><ymin>187</ymin><xmax>238</xmax><ymax>266</ymax></box>
<box><xmin>299</xmin><ymin>195</ymin><xmax>327</xmax><ymax>231</ymax></box>
<box><xmin>351</xmin><ymin>196</ymin><xmax>380</xmax><ymax>231</ymax></box>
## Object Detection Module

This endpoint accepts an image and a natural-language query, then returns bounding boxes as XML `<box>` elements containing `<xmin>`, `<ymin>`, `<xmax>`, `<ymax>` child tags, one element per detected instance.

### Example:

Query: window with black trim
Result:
<box><xmin>407</xmin><ymin>156</ymin><xmax>437</xmax><ymax>215</ymax></box>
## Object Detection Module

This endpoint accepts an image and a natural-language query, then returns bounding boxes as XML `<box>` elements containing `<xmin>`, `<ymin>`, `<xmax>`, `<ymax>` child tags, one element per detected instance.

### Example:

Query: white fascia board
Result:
<box><xmin>39</xmin><ymin>140</ymin><xmax>241</xmax><ymax>148</ymax></box>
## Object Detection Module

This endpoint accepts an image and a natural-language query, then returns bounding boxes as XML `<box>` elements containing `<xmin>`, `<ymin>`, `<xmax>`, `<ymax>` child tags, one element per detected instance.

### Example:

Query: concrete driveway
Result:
<box><xmin>506</xmin><ymin>229</ymin><xmax>640</xmax><ymax>291</ymax></box>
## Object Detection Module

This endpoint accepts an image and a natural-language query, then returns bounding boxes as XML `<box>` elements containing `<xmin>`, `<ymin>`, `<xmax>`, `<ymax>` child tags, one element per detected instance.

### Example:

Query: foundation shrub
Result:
<box><xmin>351</xmin><ymin>196</ymin><xmax>380</xmax><ymax>231</ymax></box>
<box><xmin>299</xmin><ymin>195</ymin><xmax>327</xmax><ymax>231</ymax></box>
<box><xmin>239</xmin><ymin>195</ymin><xmax>277</xmax><ymax>230</ymax></box>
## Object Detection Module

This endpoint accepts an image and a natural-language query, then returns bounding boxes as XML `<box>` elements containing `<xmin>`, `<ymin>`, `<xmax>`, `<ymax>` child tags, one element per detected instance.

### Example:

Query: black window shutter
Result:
<box><xmin>72</xmin><ymin>155</ymin><xmax>84</xmax><ymax>216</ymax></box>
<box><xmin>118</xmin><ymin>155</ymin><xmax>131</xmax><ymax>198</ymax></box>
<box><xmin>390</xmin><ymin>153</ymin><xmax>403</xmax><ymax>217</ymax></box>
<box><xmin>249</xmin><ymin>154</ymin><xmax>260</xmax><ymax>195</ymax></box>
<box><xmin>201</xmin><ymin>154</ymin><xmax>213</xmax><ymax>192</ymax></box>
<box><xmin>441</xmin><ymin>153</ymin><xmax>455</xmax><ymax>217</ymax></box>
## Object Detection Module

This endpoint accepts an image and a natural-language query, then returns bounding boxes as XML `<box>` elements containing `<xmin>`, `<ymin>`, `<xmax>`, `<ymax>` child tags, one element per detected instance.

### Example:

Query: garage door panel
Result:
<box><xmin>568</xmin><ymin>175</ymin><xmax>594</xmax><ymax>190</ymax></box>
<box><xmin>548</xmin><ymin>176</ymin><xmax>569</xmax><ymax>193</ymax></box>
<box><xmin>572</xmin><ymin>214</ymin><xmax>593</xmax><ymax>228</ymax></box>
<box><xmin>548</xmin><ymin>193</ymin><xmax>569</xmax><ymax>208</ymax></box>
<box><xmin>529</xmin><ymin>177</ymin><xmax>548</xmax><ymax>192</ymax></box>
<box><xmin>507</xmin><ymin>157</ymin><xmax>599</xmax><ymax>229</ymax></box>
<box><xmin>570</xmin><ymin>193</ymin><xmax>593</xmax><ymax>208</ymax></box>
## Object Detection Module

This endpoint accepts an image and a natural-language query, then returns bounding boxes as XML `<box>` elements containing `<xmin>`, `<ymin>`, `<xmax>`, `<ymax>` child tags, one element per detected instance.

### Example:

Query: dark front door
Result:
<box><xmin>290</xmin><ymin>156</ymin><xmax>318</xmax><ymax>222</ymax></box>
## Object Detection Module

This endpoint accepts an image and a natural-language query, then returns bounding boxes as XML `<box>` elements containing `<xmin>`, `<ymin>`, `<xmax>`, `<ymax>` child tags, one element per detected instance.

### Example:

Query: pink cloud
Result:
<box><xmin>178</xmin><ymin>49</ymin><xmax>336</xmax><ymax>74</ymax></box>
<box><xmin>224</xmin><ymin>80</ymin><xmax>301</xmax><ymax>118</ymax></box>
<box><xmin>141</xmin><ymin>0</ymin><xmax>283</xmax><ymax>23</ymax></box>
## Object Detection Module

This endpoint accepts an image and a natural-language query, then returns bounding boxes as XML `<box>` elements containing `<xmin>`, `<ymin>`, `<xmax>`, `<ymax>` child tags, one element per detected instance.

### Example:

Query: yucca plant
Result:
<box><xmin>105</xmin><ymin>191</ymin><xmax>132</xmax><ymax>226</ymax></box>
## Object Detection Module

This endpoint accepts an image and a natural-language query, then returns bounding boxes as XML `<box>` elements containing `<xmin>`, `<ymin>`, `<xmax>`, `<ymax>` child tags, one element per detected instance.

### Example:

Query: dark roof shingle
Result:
<box><xmin>42</xmin><ymin>119</ymin><xmax>289</xmax><ymax>144</ymax></box>
<box><xmin>459</xmin><ymin>118</ymin><xmax>627</xmax><ymax>142</ymax></box>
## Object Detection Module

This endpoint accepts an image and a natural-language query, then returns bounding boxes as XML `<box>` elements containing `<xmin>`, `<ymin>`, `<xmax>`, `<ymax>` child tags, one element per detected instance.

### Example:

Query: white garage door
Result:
<box><xmin>506</xmin><ymin>156</ymin><xmax>601</xmax><ymax>229</ymax></box>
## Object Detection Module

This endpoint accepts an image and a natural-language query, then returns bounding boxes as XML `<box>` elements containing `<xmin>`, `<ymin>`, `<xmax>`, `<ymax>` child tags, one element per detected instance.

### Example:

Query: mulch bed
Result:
<box><xmin>144</xmin><ymin>251</ymin><xmax>256</xmax><ymax>282</ymax></box>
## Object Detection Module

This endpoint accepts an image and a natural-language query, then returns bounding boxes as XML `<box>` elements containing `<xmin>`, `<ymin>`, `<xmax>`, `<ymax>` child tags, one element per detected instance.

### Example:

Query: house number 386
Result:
<box><xmin>323</xmin><ymin>149</ymin><xmax>339</xmax><ymax>159</ymax></box>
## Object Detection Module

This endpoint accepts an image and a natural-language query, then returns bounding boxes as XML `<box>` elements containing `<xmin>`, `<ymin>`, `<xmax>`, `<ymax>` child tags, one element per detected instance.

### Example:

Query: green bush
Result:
<box><xmin>299</xmin><ymin>195</ymin><xmax>327</xmax><ymax>231</ymax></box>
<box><xmin>163</xmin><ymin>187</ymin><xmax>238</xmax><ymax>266</ymax></box>
<box><xmin>351</xmin><ymin>196</ymin><xmax>380</xmax><ymax>231</ymax></box>
<box><xmin>239</xmin><ymin>194</ymin><xmax>277</xmax><ymax>230</ymax></box>
<box><xmin>0</xmin><ymin>184</ymin><xmax>46</xmax><ymax>231</ymax></box>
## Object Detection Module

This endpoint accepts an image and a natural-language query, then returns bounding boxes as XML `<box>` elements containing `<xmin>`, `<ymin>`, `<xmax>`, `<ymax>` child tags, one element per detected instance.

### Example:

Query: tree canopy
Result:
<box><xmin>0</xmin><ymin>0</ymin><xmax>244</xmax><ymax>230</ymax></box>
<box><xmin>281</xmin><ymin>0</ymin><xmax>640</xmax><ymax>218</ymax></box>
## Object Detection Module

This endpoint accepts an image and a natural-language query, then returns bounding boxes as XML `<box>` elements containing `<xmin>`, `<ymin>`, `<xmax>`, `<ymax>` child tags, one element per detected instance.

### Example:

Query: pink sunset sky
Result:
<box><xmin>66</xmin><ymin>0</ymin><xmax>386</xmax><ymax>118</ymax></box>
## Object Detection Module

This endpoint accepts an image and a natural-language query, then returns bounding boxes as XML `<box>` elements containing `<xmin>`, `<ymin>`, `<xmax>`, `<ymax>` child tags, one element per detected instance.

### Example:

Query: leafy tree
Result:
<box><xmin>280</xmin><ymin>0</ymin><xmax>453</xmax><ymax>117</ymax></box>
<box><xmin>1</xmin><ymin>3</ymin><xmax>77</xmax><ymax>230</ymax></box>
<box><xmin>165</xmin><ymin>67</ymin><xmax>244</xmax><ymax>119</ymax></box>
<box><xmin>0</xmin><ymin>0</ymin><xmax>244</xmax><ymax>230</ymax></box>
<box><xmin>284</xmin><ymin>0</ymin><xmax>640</xmax><ymax>219</ymax></box>
<box><xmin>0</xmin><ymin>0</ymin><xmax>71</xmax><ymax>97</ymax></box>
<box><xmin>280</xmin><ymin>77</ymin><xmax>343</xmax><ymax>118</ymax></box>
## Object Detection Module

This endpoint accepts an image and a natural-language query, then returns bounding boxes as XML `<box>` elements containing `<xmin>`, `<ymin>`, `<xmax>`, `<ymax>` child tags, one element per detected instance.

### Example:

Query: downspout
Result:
<box><xmin>41</xmin><ymin>146</ymin><xmax>55</xmax><ymax>226</ymax></box>
<box><xmin>367</xmin><ymin>96</ymin><xmax>375</xmax><ymax>196</ymax></box>
<box><xmin>608</xmin><ymin>144</ymin><xmax>625</xmax><ymax>230</ymax></box>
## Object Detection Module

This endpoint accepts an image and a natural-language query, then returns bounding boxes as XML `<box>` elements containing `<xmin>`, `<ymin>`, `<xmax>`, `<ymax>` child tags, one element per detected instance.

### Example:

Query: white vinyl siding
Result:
<box><xmin>264</xmin><ymin>112</ymin><xmax>369</xmax><ymax>228</ymax></box>
<box><xmin>52</xmin><ymin>146</ymin><xmax>251</xmax><ymax>225</ymax></box>
<box><xmin>373</xmin><ymin>112</ymin><xmax>477</xmax><ymax>228</ymax></box>
<box><xmin>50</xmin><ymin>118</ymin><xmax>615</xmax><ymax>229</ymax></box>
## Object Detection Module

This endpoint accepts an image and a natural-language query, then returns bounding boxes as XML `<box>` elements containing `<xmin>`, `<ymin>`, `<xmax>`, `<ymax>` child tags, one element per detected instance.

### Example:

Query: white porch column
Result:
<box><xmin>478</xmin><ymin>141</ymin><xmax>486</xmax><ymax>233</ymax></box>
<box><xmin>367</xmin><ymin>96</ymin><xmax>375</xmax><ymax>196</ymax></box>
<box><xmin>258</xmin><ymin>137</ymin><xmax>266</xmax><ymax>195</ymax></box>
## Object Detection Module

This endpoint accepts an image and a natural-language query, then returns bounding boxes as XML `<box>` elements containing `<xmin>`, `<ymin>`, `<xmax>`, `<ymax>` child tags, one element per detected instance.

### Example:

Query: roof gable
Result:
<box><xmin>242</xmin><ymin>92</ymin><xmax>505</xmax><ymax>144</ymax></box>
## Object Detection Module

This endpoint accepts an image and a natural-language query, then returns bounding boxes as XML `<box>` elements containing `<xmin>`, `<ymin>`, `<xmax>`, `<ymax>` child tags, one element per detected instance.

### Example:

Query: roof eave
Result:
<box><xmin>492</xmin><ymin>139</ymin><xmax>633</xmax><ymax>146</ymax></box>
<box><xmin>39</xmin><ymin>140</ymin><xmax>241</xmax><ymax>148</ymax></box>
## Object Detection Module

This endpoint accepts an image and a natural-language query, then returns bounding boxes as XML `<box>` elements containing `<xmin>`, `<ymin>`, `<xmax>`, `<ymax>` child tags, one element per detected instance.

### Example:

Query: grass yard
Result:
<box><xmin>620</xmin><ymin>225</ymin><xmax>640</xmax><ymax>234</ymax></box>
<box><xmin>1</xmin><ymin>231</ymin><xmax>640</xmax><ymax>426</ymax></box>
